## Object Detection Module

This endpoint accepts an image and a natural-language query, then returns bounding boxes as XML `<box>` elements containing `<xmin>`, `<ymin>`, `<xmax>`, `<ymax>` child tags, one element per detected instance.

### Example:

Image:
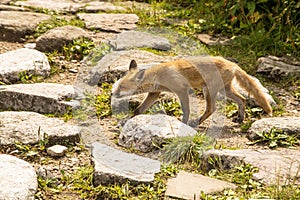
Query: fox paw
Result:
<box><xmin>188</xmin><ymin>118</ymin><xmax>199</xmax><ymax>128</ymax></box>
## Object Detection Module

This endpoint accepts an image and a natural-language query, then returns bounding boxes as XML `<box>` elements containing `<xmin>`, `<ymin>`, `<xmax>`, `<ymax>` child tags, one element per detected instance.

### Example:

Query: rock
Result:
<box><xmin>0</xmin><ymin>11</ymin><xmax>50</xmax><ymax>42</ymax></box>
<box><xmin>0</xmin><ymin>154</ymin><xmax>37</xmax><ymax>200</ymax></box>
<box><xmin>118</xmin><ymin>114</ymin><xmax>197</xmax><ymax>152</ymax></box>
<box><xmin>232</xmin><ymin>75</ymin><xmax>276</xmax><ymax>107</ymax></box>
<box><xmin>0</xmin><ymin>111</ymin><xmax>81</xmax><ymax>146</ymax></box>
<box><xmin>36</xmin><ymin>25</ymin><xmax>90</xmax><ymax>52</ymax></box>
<box><xmin>47</xmin><ymin>145</ymin><xmax>68</xmax><ymax>157</ymax></box>
<box><xmin>0</xmin><ymin>48</ymin><xmax>50</xmax><ymax>84</ymax></box>
<box><xmin>165</xmin><ymin>171</ymin><xmax>237</xmax><ymax>199</ymax></box>
<box><xmin>83</xmin><ymin>1</ymin><xmax>125</xmax><ymax>13</ymax></box>
<box><xmin>257</xmin><ymin>56</ymin><xmax>300</xmax><ymax>77</ymax></box>
<box><xmin>0</xmin><ymin>4</ymin><xmax>29</xmax><ymax>11</ymax></box>
<box><xmin>202</xmin><ymin>149</ymin><xmax>300</xmax><ymax>185</ymax></box>
<box><xmin>14</xmin><ymin>0</ymin><xmax>81</xmax><ymax>13</ymax></box>
<box><xmin>86</xmin><ymin>50</ymin><xmax>172</xmax><ymax>85</ymax></box>
<box><xmin>110</xmin><ymin>30</ymin><xmax>171</xmax><ymax>51</ymax></box>
<box><xmin>77</xmin><ymin>13</ymin><xmax>139</xmax><ymax>33</ymax></box>
<box><xmin>248</xmin><ymin>117</ymin><xmax>300</xmax><ymax>140</ymax></box>
<box><xmin>0</xmin><ymin>83</ymin><xmax>79</xmax><ymax>114</ymax></box>
<box><xmin>91</xmin><ymin>142</ymin><xmax>160</xmax><ymax>185</ymax></box>
<box><xmin>197</xmin><ymin>34</ymin><xmax>233</xmax><ymax>46</ymax></box>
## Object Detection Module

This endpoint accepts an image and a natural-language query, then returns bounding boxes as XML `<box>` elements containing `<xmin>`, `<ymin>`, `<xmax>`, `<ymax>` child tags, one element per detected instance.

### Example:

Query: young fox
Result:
<box><xmin>112</xmin><ymin>56</ymin><xmax>273</xmax><ymax>125</ymax></box>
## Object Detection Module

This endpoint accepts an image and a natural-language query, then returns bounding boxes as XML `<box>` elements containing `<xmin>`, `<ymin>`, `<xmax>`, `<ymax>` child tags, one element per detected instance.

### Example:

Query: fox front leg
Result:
<box><xmin>133</xmin><ymin>92</ymin><xmax>161</xmax><ymax>116</ymax></box>
<box><xmin>174</xmin><ymin>89</ymin><xmax>190</xmax><ymax>124</ymax></box>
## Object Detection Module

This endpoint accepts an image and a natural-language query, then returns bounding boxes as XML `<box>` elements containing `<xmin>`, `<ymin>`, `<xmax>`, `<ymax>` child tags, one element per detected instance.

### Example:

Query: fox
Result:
<box><xmin>111</xmin><ymin>56</ymin><xmax>273</xmax><ymax>125</ymax></box>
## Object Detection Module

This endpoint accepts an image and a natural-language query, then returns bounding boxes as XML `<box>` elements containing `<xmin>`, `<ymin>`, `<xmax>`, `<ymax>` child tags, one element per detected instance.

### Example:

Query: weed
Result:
<box><xmin>247</xmin><ymin>127</ymin><xmax>300</xmax><ymax>148</ymax></box>
<box><xmin>95</xmin><ymin>83</ymin><xmax>112</xmax><ymax>119</ymax></box>
<box><xmin>18</xmin><ymin>71</ymin><xmax>44</xmax><ymax>84</ymax></box>
<box><xmin>161</xmin><ymin>133</ymin><xmax>212</xmax><ymax>165</ymax></box>
<box><xmin>63</xmin><ymin>37</ymin><xmax>95</xmax><ymax>61</ymax></box>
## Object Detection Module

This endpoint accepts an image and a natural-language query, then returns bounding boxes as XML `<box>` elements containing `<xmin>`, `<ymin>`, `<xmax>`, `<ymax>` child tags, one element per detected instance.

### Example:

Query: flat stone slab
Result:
<box><xmin>118</xmin><ymin>114</ymin><xmax>197</xmax><ymax>152</ymax></box>
<box><xmin>110</xmin><ymin>30</ymin><xmax>171</xmax><ymax>51</ymax></box>
<box><xmin>14</xmin><ymin>0</ymin><xmax>81</xmax><ymax>13</ymax></box>
<box><xmin>91</xmin><ymin>142</ymin><xmax>161</xmax><ymax>185</ymax></box>
<box><xmin>36</xmin><ymin>25</ymin><xmax>91</xmax><ymax>52</ymax></box>
<box><xmin>165</xmin><ymin>171</ymin><xmax>237</xmax><ymax>199</ymax></box>
<box><xmin>0</xmin><ymin>11</ymin><xmax>50</xmax><ymax>42</ymax></box>
<box><xmin>248</xmin><ymin>117</ymin><xmax>300</xmax><ymax>140</ymax></box>
<box><xmin>0</xmin><ymin>48</ymin><xmax>50</xmax><ymax>84</ymax></box>
<box><xmin>0</xmin><ymin>154</ymin><xmax>37</xmax><ymax>200</ymax></box>
<box><xmin>203</xmin><ymin>149</ymin><xmax>300</xmax><ymax>185</ymax></box>
<box><xmin>257</xmin><ymin>56</ymin><xmax>300</xmax><ymax>77</ymax></box>
<box><xmin>0</xmin><ymin>83</ymin><xmax>79</xmax><ymax>114</ymax></box>
<box><xmin>77</xmin><ymin>13</ymin><xmax>139</xmax><ymax>33</ymax></box>
<box><xmin>0</xmin><ymin>111</ymin><xmax>81</xmax><ymax>146</ymax></box>
<box><xmin>83</xmin><ymin>1</ymin><xmax>125</xmax><ymax>13</ymax></box>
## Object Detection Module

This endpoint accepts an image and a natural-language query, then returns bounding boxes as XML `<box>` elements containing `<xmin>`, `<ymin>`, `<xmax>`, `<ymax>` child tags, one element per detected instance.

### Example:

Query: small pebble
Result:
<box><xmin>47</xmin><ymin>145</ymin><xmax>68</xmax><ymax>157</ymax></box>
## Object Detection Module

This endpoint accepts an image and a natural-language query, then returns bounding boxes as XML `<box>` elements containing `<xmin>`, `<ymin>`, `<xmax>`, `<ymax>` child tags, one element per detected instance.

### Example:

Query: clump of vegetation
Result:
<box><xmin>63</xmin><ymin>37</ymin><xmax>95</xmax><ymax>61</ymax></box>
<box><xmin>95</xmin><ymin>83</ymin><xmax>112</xmax><ymax>119</ymax></box>
<box><xmin>161</xmin><ymin>133</ymin><xmax>213</xmax><ymax>165</ymax></box>
<box><xmin>247</xmin><ymin>127</ymin><xmax>300</xmax><ymax>148</ymax></box>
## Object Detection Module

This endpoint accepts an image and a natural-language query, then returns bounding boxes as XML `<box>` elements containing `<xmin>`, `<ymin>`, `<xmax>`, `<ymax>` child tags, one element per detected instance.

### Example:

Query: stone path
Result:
<box><xmin>0</xmin><ymin>0</ymin><xmax>299</xmax><ymax>199</ymax></box>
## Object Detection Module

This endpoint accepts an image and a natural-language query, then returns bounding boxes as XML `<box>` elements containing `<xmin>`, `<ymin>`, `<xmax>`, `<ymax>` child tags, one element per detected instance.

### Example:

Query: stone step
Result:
<box><xmin>0</xmin><ymin>154</ymin><xmax>37</xmax><ymax>200</ymax></box>
<box><xmin>165</xmin><ymin>171</ymin><xmax>237</xmax><ymax>200</ymax></box>
<box><xmin>0</xmin><ymin>11</ymin><xmax>50</xmax><ymax>42</ymax></box>
<box><xmin>91</xmin><ymin>142</ymin><xmax>160</xmax><ymax>185</ymax></box>
<box><xmin>0</xmin><ymin>83</ymin><xmax>79</xmax><ymax>115</ymax></box>
<box><xmin>0</xmin><ymin>111</ymin><xmax>81</xmax><ymax>146</ymax></box>
<box><xmin>0</xmin><ymin>48</ymin><xmax>50</xmax><ymax>84</ymax></box>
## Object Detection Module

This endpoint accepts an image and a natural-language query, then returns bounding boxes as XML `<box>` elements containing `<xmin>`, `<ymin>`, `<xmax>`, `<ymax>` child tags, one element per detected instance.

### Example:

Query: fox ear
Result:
<box><xmin>129</xmin><ymin>60</ymin><xmax>137</xmax><ymax>71</ymax></box>
<box><xmin>135</xmin><ymin>69</ymin><xmax>145</xmax><ymax>82</ymax></box>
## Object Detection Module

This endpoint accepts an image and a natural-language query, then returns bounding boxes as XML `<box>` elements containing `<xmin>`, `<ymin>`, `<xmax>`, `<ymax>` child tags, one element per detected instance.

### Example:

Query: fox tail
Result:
<box><xmin>234</xmin><ymin>66</ymin><xmax>273</xmax><ymax>116</ymax></box>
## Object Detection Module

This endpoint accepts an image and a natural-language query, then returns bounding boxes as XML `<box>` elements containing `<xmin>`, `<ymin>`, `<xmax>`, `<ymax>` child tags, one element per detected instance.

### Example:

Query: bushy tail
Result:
<box><xmin>234</xmin><ymin>67</ymin><xmax>273</xmax><ymax>116</ymax></box>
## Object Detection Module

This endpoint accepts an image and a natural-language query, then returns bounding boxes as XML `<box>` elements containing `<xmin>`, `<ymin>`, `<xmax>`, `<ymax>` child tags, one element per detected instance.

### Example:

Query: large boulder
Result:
<box><xmin>77</xmin><ymin>13</ymin><xmax>139</xmax><ymax>33</ymax></box>
<box><xmin>248</xmin><ymin>117</ymin><xmax>300</xmax><ymax>140</ymax></box>
<box><xmin>0</xmin><ymin>154</ymin><xmax>37</xmax><ymax>200</ymax></box>
<box><xmin>202</xmin><ymin>149</ymin><xmax>300</xmax><ymax>185</ymax></box>
<box><xmin>35</xmin><ymin>25</ymin><xmax>91</xmax><ymax>52</ymax></box>
<box><xmin>0</xmin><ymin>48</ymin><xmax>50</xmax><ymax>84</ymax></box>
<box><xmin>0</xmin><ymin>111</ymin><xmax>81</xmax><ymax>146</ymax></box>
<box><xmin>109</xmin><ymin>30</ymin><xmax>171</xmax><ymax>51</ymax></box>
<box><xmin>0</xmin><ymin>83</ymin><xmax>79</xmax><ymax>114</ymax></box>
<box><xmin>257</xmin><ymin>56</ymin><xmax>300</xmax><ymax>77</ymax></box>
<box><xmin>118</xmin><ymin>114</ymin><xmax>197</xmax><ymax>152</ymax></box>
<box><xmin>0</xmin><ymin>11</ymin><xmax>50</xmax><ymax>42</ymax></box>
<box><xmin>91</xmin><ymin>142</ymin><xmax>160</xmax><ymax>185</ymax></box>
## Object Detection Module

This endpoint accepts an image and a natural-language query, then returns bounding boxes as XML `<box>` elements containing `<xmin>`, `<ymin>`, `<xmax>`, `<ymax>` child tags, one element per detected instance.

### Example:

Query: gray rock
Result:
<box><xmin>0</xmin><ymin>48</ymin><xmax>50</xmax><ymax>84</ymax></box>
<box><xmin>91</xmin><ymin>142</ymin><xmax>160</xmax><ymax>185</ymax></box>
<box><xmin>197</xmin><ymin>34</ymin><xmax>233</xmax><ymax>46</ymax></box>
<box><xmin>0</xmin><ymin>111</ymin><xmax>81</xmax><ymax>146</ymax></box>
<box><xmin>77</xmin><ymin>13</ymin><xmax>139</xmax><ymax>33</ymax></box>
<box><xmin>14</xmin><ymin>0</ymin><xmax>81</xmax><ymax>13</ymax></box>
<box><xmin>36</xmin><ymin>25</ymin><xmax>91</xmax><ymax>52</ymax></box>
<box><xmin>86</xmin><ymin>50</ymin><xmax>172</xmax><ymax>85</ymax></box>
<box><xmin>0</xmin><ymin>154</ymin><xmax>37</xmax><ymax>200</ymax></box>
<box><xmin>248</xmin><ymin>117</ymin><xmax>300</xmax><ymax>140</ymax></box>
<box><xmin>0</xmin><ymin>83</ymin><xmax>79</xmax><ymax>114</ymax></box>
<box><xmin>165</xmin><ymin>171</ymin><xmax>237</xmax><ymax>199</ymax></box>
<box><xmin>0</xmin><ymin>4</ymin><xmax>29</xmax><ymax>11</ymax></box>
<box><xmin>202</xmin><ymin>149</ymin><xmax>300</xmax><ymax>185</ymax></box>
<box><xmin>232</xmin><ymin>75</ymin><xmax>276</xmax><ymax>107</ymax></box>
<box><xmin>47</xmin><ymin>145</ymin><xmax>68</xmax><ymax>157</ymax></box>
<box><xmin>110</xmin><ymin>30</ymin><xmax>171</xmax><ymax>51</ymax></box>
<box><xmin>257</xmin><ymin>56</ymin><xmax>300</xmax><ymax>77</ymax></box>
<box><xmin>83</xmin><ymin>1</ymin><xmax>125</xmax><ymax>13</ymax></box>
<box><xmin>118</xmin><ymin>114</ymin><xmax>197</xmax><ymax>152</ymax></box>
<box><xmin>0</xmin><ymin>11</ymin><xmax>50</xmax><ymax>42</ymax></box>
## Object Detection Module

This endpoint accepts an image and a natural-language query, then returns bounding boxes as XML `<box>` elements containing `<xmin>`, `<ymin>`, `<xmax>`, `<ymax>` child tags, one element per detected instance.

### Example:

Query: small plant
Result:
<box><xmin>95</xmin><ymin>83</ymin><xmax>112</xmax><ymax>119</ymax></box>
<box><xmin>247</xmin><ymin>127</ymin><xmax>300</xmax><ymax>148</ymax></box>
<box><xmin>63</xmin><ymin>37</ymin><xmax>95</xmax><ymax>61</ymax></box>
<box><xmin>161</xmin><ymin>133</ymin><xmax>212</xmax><ymax>164</ymax></box>
<box><xmin>19</xmin><ymin>71</ymin><xmax>43</xmax><ymax>84</ymax></box>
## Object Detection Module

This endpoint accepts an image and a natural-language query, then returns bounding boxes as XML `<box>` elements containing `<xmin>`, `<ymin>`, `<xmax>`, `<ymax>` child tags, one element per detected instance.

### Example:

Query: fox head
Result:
<box><xmin>112</xmin><ymin>60</ymin><xmax>146</xmax><ymax>98</ymax></box>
